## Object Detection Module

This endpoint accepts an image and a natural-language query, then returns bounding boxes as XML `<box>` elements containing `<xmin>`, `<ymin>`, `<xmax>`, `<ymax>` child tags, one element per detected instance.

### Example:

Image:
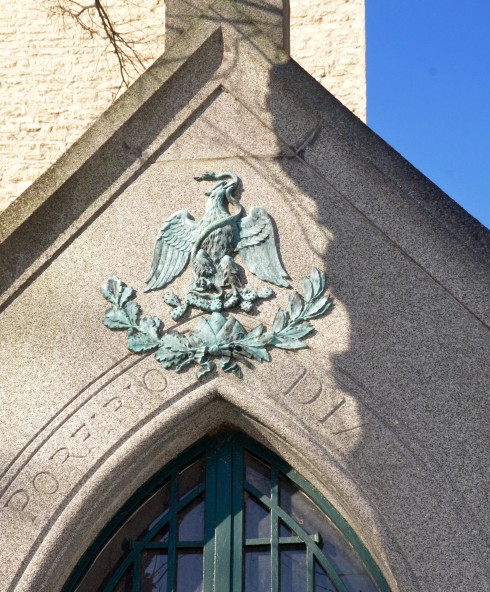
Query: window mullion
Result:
<box><xmin>65</xmin><ymin>433</ymin><xmax>391</xmax><ymax>592</ymax></box>
<box><xmin>213</xmin><ymin>438</ymin><xmax>234</xmax><ymax>592</ymax></box>
<box><xmin>204</xmin><ymin>446</ymin><xmax>217</xmax><ymax>592</ymax></box>
<box><xmin>306</xmin><ymin>546</ymin><xmax>314</xmax><ymax>592</ymax></box>
<box><xmin>232</xmin><ymin>439</ymin><xmax>243</xmax><ymax>592</ymax></box>
<box><xmin>167</xmin><ymin>470</ymin><xmax>178</xmax><ymax>592</ymax></box>
<box><xmin>131</xmin><ymin>554</ymin><xmax>140</xmax><ymax>592</ymax></box>
<box><xmin>271</xmin><ymin>466</ymin><xmax>279</xmax><ymax>592</ymax></box>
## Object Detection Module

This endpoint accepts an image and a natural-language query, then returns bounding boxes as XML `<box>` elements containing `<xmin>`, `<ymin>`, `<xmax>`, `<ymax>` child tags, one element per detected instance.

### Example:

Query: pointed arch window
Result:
<box><xmin>65</xmin><ymin>432</ymin><xmax>390</xmax><ymax>592</ymax></box>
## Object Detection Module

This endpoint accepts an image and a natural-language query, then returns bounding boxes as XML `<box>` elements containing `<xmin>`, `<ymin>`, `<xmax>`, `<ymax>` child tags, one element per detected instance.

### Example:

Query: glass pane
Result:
<box><xmin>314</xmin><ymin>560</ymin><xmax>336</xmax><ymax>592</ymax></box>
<box><xmin>178</xmin><ymin>455</ymin><xmax>206</xmax><ymax>500</ymax></box>
<box><xmin>112</xmin><ymin>565</ymin><xmax>133</xmax><ymax>592</ymax></box>
<box><xmin>279</xmin><ymin>476</ymin><xmax>310</xmax><ymax>530</ymax></box>
<box><xmin>279</xmin><ymin>545</ymin><xmax>307</xmax><ymax>592</ymax></box>
<box><xmin>279</xmin><ymin>520</ymin><xmax>293</xmax><ymax>538</ymax></box>
<box><xmin>146</xmin><ymin>481</ymin><xmax>171</xmax><ymax>534</ymax></box>
<box><xmin>176</xmin><ymin>550</ymin><xmax>203</xmax><ymax>592</ymax></box>
<box><xmin>244</xmin><ymin>451</ymin><xmax>272</xmax><ymax>497</ymax></box>
<box><xmin>178</xmin><ymin>495</ymin><xmax>205</xmax><ymax>541</ymax></box>
<box><xmin>340</xmin><ymin>574</ymin><xmax>377</xmax><ymax>591</ymax></box>
<box><xmin>279</xmin><ymin>475</ymin><xmax>378</xmax><ymax>592</ymax></box>
<box><xmin>244</xmin><ymin>548</ymin><xmax>271</xmax><ymax>592</ymax></box>
<box><xmin>74</xmin><ymin>438</ymin><xmax>385</xmax><ymax>592</ymax></box>
<box><xmin>140</xmin><ymin>551</ymin><xmax>168</xmax><ymax>592</ymax></box>
<box><xmin>244</xmin><ymin>492</ymin><xmax>271</xmax><ymax>539</ymax></box>
<box><xmin>151</xmin><ymin>523</ymin><xmax>169</xmax><ymax>543</ymax></box>
<box><xmin>74</xmin><ymin>484</ymin><xmax>169</xmax><ymax>591</ymax></box>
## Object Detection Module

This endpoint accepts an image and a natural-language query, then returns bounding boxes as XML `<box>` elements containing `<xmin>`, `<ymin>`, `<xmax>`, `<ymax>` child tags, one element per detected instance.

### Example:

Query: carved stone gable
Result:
<box><xmin>0</xmin><ymin>2</ymin><xmax>488</xmax><ymax>591</ymax></box>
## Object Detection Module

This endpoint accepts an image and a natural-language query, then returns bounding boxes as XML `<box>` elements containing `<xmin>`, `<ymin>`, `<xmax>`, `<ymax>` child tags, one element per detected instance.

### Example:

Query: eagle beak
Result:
<box><xmin>194</xmin><ymin>171</ymin><xmax>216</xmax><ymax>183</ymax></box>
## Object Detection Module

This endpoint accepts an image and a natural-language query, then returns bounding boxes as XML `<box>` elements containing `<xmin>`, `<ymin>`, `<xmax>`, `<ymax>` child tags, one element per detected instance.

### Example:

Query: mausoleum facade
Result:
<box><xmin>0</xmin><ymin>2</ymin><xmax>488</xmax><ymax>591</ymax></box>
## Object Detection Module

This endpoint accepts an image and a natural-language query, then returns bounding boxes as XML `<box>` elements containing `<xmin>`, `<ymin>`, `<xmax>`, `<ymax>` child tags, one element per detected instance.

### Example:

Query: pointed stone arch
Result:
<box><xmin>63</xmin><ymin>429</ymin><xmax>391</xmax><ymax>591</ymax></box>
<box><xmin>9</xmin><ymin>349</ymin><xmax>401</xmax><ymax>591</ymax></box>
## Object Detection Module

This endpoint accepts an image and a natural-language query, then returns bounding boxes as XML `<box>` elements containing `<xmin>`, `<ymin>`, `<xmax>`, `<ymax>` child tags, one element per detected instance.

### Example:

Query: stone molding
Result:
<box><xmin>0</xmin><ymin>0</ymin><xmax>365</xmax><ymax>211</ymax></box>
<box><xmin>0</xmin><ymin>4</ymin><xmax>488</xmax><ymax>592</ymax></box>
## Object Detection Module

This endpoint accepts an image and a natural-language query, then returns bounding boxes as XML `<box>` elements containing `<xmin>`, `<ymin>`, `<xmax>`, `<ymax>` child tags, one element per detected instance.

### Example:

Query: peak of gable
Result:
<box><xmin>0</xmin><ymin>0</ymin><xmax>487</xmax><ymax>323</ymax></box>
<box><xmin>166</xmin><ymin>0</ymin><xmax>290</xmax><ymax>52</ymax></box>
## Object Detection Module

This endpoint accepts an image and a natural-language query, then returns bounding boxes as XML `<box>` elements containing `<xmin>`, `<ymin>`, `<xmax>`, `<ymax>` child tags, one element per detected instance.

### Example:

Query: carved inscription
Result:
<box><xmin>330</xmin><ymin>423</ymin><xmax>367</xmax><ymax>436</ymax></box>
<box><xmin>143</xmin><ymin>369</ymin><xmax>168</xmax><ymax>392</ymax></box>
<box><xmin>71</xmin><ymin>423</ymin><xmax>91</xmax><ymax>441</ymax></box>
<box><xmin>2</xmin><ymin>421</ymin><xmax>91</xmax><ymax>524</ymax></box>
<box><xmin>2</xmin><ymin>365</ymin><xmax>169</xmax><ymax>524</ymax></box>
<box><xmin>4</xmin><ymin>490</ymin><xmax>36</xmax><ymax>524</ymax></box>
<box><xmin>266</xmin><ymin>357</ymin><xmax>367</xmax><ymax>436</ymax></box>
<box><xmin>50</xmin><ymin>446</ymin><xmax>92</xmax><ymax>465</ymax></box>
<box><xmin>33</xmin><ymin>472</ymin><xmax>59</xmax><ymax>495</ymax></box>
<box><xmin>5</xmin><ymin>490</ymin><xmax>29</xmax><ymax>511</ymax></box>
<box><xmin>104</xmin><ymin>397</ymin><xmax>123</xmax><ymax>412</ymax></box>
<box><xmin>318</xmin><ymin>399</ymin><xmax>346</xmax><ymax>424</ymax></box>
<box><xmin>103</xmin><ymin>369</ymin><xmax>168</xmax><ymax>417</ymax></box>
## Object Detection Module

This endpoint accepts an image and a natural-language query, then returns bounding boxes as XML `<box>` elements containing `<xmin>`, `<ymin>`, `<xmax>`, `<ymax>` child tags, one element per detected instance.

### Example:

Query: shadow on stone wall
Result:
<box><xmin>1</xmin><ymin>8</ymin><xmax>487</xmax><ymax>591</ymax></box>
<box><xmin>0</xmin><ymin>29</ymin><xmax>224</xmax><ymax>309</ymax></box>
<box><xmin>265</xmin><ymin>49</ymin><xmax>490</xmax><ymax>590</ymax></box>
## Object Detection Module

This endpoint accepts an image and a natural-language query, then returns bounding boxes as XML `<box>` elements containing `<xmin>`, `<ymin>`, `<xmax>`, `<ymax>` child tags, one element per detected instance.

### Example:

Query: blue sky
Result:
<box><xmin>366</xmin><ymin>1</ymin><xmax>490</xmax><ymax>230</ymax></box>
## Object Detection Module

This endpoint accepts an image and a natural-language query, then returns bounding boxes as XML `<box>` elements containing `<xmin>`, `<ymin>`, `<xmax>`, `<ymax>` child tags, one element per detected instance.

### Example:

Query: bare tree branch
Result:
<box><xmin>45</xmin><ymin>0</ymin><xmax>155</xmax><ymax>91</ymax></box>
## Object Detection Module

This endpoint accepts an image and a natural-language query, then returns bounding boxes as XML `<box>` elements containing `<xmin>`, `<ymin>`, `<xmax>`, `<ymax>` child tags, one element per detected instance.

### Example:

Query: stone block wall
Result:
<box><xmin>291</xmin><ymin>0</ymin><xmax>365</xmax><ymax>120</ymax></box>
<box><xmin>0</xmin><ymin>0</ymin><xmax>365</xmax><ymax>211</ymax></box>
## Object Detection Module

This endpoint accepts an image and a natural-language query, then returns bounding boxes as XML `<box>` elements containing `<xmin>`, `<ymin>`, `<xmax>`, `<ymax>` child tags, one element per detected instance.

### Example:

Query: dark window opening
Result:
<box><xmin>65</xmin><ymin>431</ymin><xmax>390</xmax><ymax>592</ymax></box>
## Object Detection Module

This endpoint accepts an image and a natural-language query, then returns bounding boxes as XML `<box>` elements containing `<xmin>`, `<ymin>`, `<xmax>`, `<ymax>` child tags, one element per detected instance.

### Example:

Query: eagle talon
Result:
<box><xmin>163</xmin><ymin>292</ymin><xmax>181</xmax><ymax>308</ymax></box>
<box><xmin>170</xmin><ymin>303</ymin><xmax>188</xmax><ymax>320</ymax></box>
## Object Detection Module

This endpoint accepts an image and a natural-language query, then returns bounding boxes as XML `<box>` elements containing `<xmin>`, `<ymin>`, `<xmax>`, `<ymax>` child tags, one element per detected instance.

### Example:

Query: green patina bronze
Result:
<box><xmin>145</xmin><ymin>171</ymin><xmax>288</xmax><ymax>319</ymax></box>
<box><xmin>101</xmin><ymin>172</ymin><xmax>332</xmax><ymax>378</ymax></box>
<box><xmin>101</xmin><ymin>267</ymin><xmax>331</xmax><ymax>379</ymax></box>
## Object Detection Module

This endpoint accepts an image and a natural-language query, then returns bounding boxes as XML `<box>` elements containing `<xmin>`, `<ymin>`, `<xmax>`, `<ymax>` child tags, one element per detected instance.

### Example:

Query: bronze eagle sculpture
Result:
<box><xmin>101</xmin><ymin>171</ymin><xmax>331</xmax><ymax>374</ymax></box>
<box><xmin>145</xmin><ymin>172</ymin><xmax>289</xmax><ymax>317</ymax></box>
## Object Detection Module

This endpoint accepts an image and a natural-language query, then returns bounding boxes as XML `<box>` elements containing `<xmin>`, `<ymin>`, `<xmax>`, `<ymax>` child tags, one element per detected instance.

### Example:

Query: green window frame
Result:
<box><xmin>64</xmin><ymin>431</ymin><xmax>391</xmax><ymax>592</ymax></box>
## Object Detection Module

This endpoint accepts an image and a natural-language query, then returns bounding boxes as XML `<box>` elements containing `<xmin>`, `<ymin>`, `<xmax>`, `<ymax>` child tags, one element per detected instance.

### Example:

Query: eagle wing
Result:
<box><xmin>236</xmin><ymin>206</ymin><xmax>289</xmax><ymax>287</ymax></box>
<box><xmin>145</xmin><ymin>210</ymin><xmax>199</xmax><ymax>291</ymax></box>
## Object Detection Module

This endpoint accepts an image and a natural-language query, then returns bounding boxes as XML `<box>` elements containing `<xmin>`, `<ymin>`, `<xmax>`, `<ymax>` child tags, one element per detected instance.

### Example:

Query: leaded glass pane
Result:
<box><xmin>112</xmin><ymin>566</ymin><xmax>133</xmax><ymax>592</ymax></box>
<box><xmin>151</xmin><ymin>523</ymin><xmax>169</xmax><ymax>543</ymax></box>
<box><xmin>244</xmin><ymin>548</ymin><xmax>271</xmax><ymax>592</ymax></box>
<box><xmin>279</xmin><ymin>474</ymin><xmax>378</xmax><ymax>592</ymax></box>
<box><xmin>74</xmin><ymin>483</ymin><xmax>169</xmax><ymax>591</ymax></box>
<box><xmin>177</xmin><ymin>494</ymin><xmax>205</xmax><ymax>541</ymax></box>
<box><xmin>279</xmin><ymin>520</ymin><xmax>293</xmax><ymax>538</ymax></box>
<box><xmin>69</xmin><ymin>434</ymin><xmax>389</xmax><ymax>592</ymax></box>
<box><xmin>279</xmin><ymin>545</ymin><xmax>307</xmax><ymax>592</ymax></box>
<box><xmin>244</xmin><ymin>492</ymin><xmax>271</xmax><ymax>539</ymax></box>
<box><xmin>314</xmin><ymin>560</ymin><xmax>336</xmax><ymax>592</ymax></box>
<box><xmin>147</xmin><ymin>481</ymin><xmax>171</xmax><ymax>533</ymax></box>
<box><xmin>178</xmin><ymin>455</ymin><xmax>206</xmax><ymax>500</ymax></box>
<box><xmin>244</xmin><ymin>451</ymin><xmax>272</xmax><ymax>497</ymax></box>
<box><xmin>176</xmin><ymin>550</ymin><xmax>203</xmax><ymax>592</ymax></box>
<box><xmin>140</xmin><ymin>551</ymin><xmax>168</xmax><ymax>592</ymax></box>
<box><xmin>339</xmin><ymin>574</ymin><xmax>378</xmax><ymax>592</ymax></box>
